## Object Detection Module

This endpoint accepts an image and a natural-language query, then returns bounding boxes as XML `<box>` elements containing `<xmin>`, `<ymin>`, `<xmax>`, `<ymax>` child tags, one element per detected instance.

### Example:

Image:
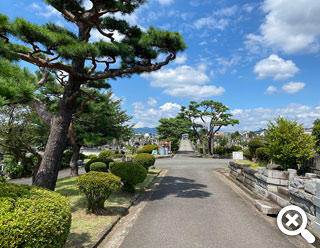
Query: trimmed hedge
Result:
<box><xmin>256</xmin><ymin>147</ymin><xmax>270</xmax><ymax>163</ymax></box>
<box><xmin>98</xmin><ymin>150</ymin><xmax>114</xmax><ymax>160</ymax></box>
<box><xmin>0</xmin><ymin>183</ymin><xmax>71</xmax><ymax>248</ymax></box>
<box><xmin>90</xmin><ymin>162</ymin><xmax>107</xmax><ymax>172</ymax></box>
<box><xmin>111</xmin><ymin>162</ymin><xmax>147</xmax><ymax>193</ymax></box>
<box><xmin>77</xmin><ymin>172</ymin><xmax>121</xmax><ymax>212</ymax></box>
<box><xmin>85</xmin><ymin>158</ymin><xmax>113</xmax><ymax>172</ymax></box>
<box><xmin>112</xmin><ymin>154</ymin><xmax>124</xmax><ymax>159</ymax></box>
<box><xmin>137</xmin><ymin>145</ymin><xmax>158</xmax><ymax>154</ymax></box>
<box><xmin>87</xmin><ymin>154</ymin><xmax>97</xmax><ymax>159</ymax></box>
<box><xmin>134</xmin><ymin>153</ymin><xmax>155</xmax><ymax>169</ymax></box>
<box><xmin>248</xmin><ymin>139</ymin><xmax>264</xmax><ymax>158</ymax></box>
<box><xmin>243</xmin><ymin>149</ymin><xmax>252</xmax><ymax>161</ymax></box>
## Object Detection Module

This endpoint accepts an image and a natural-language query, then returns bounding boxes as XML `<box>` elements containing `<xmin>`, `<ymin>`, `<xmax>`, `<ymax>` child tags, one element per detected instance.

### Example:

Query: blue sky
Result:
<box><xmin>2</xmin><ymin>0</ymin><xmax>320</xmax><ymax>131</ymax></box>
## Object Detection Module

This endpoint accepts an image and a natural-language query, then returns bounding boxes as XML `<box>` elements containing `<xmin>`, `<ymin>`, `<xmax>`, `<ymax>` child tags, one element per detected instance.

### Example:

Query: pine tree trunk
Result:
<box><xmin>33</xmin><ymin>114</ymin><xmax>72</xmax><ymax>190</ymax></box>
<box><xmin>202</xmin><ymin>139</ymin><xmax>206</xmax><ymax>154</ymax></box>
<box><xmin>208</xmin><ymin>136</ymin><xmax>212</xmax><ymax>155</ymax></box>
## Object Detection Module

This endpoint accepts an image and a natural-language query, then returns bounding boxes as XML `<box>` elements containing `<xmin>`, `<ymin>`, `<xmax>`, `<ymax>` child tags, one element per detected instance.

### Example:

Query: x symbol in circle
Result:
<box><xmin>286</xmin><ymin>213</ymin><xmax>299</xmax><ymax>227</ymax></box>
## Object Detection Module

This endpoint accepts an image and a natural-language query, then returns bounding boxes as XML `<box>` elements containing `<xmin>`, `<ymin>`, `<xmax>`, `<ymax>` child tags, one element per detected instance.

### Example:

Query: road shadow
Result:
<box><xmin>149</xmin><ymin>176</ymin><xmax>211</xmax><ymax>200</ymax></box>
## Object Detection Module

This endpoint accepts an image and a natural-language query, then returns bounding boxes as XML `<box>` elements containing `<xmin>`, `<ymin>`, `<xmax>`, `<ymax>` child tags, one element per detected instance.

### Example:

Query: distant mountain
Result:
<box><xmin>134</xmin><ymin>127</ymin><xmax>157</xmax><ymax>134</ymax></box>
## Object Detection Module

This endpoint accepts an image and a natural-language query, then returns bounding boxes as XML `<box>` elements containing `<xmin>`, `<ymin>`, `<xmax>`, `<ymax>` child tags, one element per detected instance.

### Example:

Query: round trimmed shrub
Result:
<box><xmin>98</xmin><ymin>150</ymin><xmax>114</xmax><ymax>160</ymax></box>
<box><xmin>4</xmin><ymin>162</ymin><xmax>23</xmax><ymax>179</ymax></box>
<box><xmin>90</xmin><ymin>162</ymin><xmax>107</xmax><ymax>172</ymax></box>
<box><xmin>111</xmin><ymin>162</ymin><xmax>147</xmax><ymax>193</ymax></box>
<box><xmin>0</xmin><ymin>183</ymin><xmax>71</xmax><ymax>248</ymax></box>
<box><xmin>214</xmin><ymin>146</ymin><xmax>225</xmax><ymax>155</ymax></box>
<box><xmin>231</xmin><ymin>145</ymin><xmax>242</xmax><ymax>152</ymax></box>
<box><xmin>248</xmin><ymin>139</ymin><xmax>264</xmax><ymax>158</ymax></box>
<box><xmin>256</xmin><ymin>147</ymin><xmax>270</xmax><ymax>163</ymax></box>
<box><xmin>87</xmin><ymin>154</ymin><xmax>97</xmax><ymax>159</ymax></box>
<box><xmin>77</xmin><ymin>172</ymin><xmax>121</xmax><ymax>212</ymax></box>
<box><xmin>137</xmin><ymin>145</ymin><xmax>158</xmax><ymax>154</ymax></box>
<box><xmin>85</xmin><ymin>158</ymin><xmax>113</xmax><ymax>172</ymax></box>
<box><xmin>243</xmin><ymin>149</ymin><xmax>253</xmax><ymax>161</ymax></box>
<box><xmin>134</xmin><ymin>153</ymin><xmax>155</xmax><ymax>169</ymax></box>
<box><xmin>112</xmin><ymin>154</ymin><xmax>124</xmax><ymax>159</ymax></box>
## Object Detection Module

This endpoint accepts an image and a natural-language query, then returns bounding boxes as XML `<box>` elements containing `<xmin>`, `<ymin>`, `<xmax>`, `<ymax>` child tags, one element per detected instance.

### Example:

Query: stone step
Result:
<box><xmin>278</xmin><ymin>186</ymin><xmax>290</xmax><ymax>197</ymax></box>
<box><xmin>267</xmin><ymin>190</ymin><xmax>290</xmax><ymax>208</ymax></box>
<box><xmin>254</xmin><ymin>200</ymin><xmax>281</xmax><ymax>215</ymax></box>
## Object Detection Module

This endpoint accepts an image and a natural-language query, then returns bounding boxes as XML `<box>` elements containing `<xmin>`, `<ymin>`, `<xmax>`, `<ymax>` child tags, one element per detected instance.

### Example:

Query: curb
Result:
<box><xmin>89</xmin><ymin>170</ymin><xmax>162</xmax><ymax>248</ymax></box>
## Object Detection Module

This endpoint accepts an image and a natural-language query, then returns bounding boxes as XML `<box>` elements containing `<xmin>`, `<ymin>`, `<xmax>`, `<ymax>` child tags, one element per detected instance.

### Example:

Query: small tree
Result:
<box><xmin>248</xmin><ymin>138</ymin><xmax>264</xmax><ymax>161</ymax></box>
<box><xmin>265</xmin><ymin>117</ymin><xmax>316</xmax><ymax>170</ymax></box>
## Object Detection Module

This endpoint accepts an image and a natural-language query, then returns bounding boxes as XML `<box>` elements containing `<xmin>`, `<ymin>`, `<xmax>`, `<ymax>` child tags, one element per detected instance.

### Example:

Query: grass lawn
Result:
<box><xmin>56</xmin><ymin>168</ymin><xmax>161</xmax><ymax>248</ymax></box>
<box><xmin>234</xmin><ymin>160</ymin><xmax>267</xmax><ymax>170</ymax></box>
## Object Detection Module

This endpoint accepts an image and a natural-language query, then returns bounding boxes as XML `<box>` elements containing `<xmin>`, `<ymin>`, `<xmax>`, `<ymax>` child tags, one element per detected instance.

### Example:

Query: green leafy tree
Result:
<box><xmin>312</xmin><ymin>118</ymin><xmax>320</xmax><ymax>154</ymax></box>
<box><xmin>265</xmin><ymin>117</ymin><xmax>316</xmax><ymax>170</ymax></box>
<box><xmin>0</xmin><ymin>2</ymin><xmax>186</xmax><ymax>190</ymax></box>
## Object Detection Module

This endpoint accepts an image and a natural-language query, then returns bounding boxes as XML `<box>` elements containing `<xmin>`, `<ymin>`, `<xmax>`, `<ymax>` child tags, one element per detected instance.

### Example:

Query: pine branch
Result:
<box><xmin>73</xmin><ymin>89</ymin><xmax>94</xmax><ymax>117</ymax></box>
<box><xmin>37</xmin><ymin>67</ymin><xmax>50</xmax><ymax>86</ymax></box>
<box><xmin>28</xmin><ymin>99</ymin><xmax>53</xmax><ymax>126</ymax></box>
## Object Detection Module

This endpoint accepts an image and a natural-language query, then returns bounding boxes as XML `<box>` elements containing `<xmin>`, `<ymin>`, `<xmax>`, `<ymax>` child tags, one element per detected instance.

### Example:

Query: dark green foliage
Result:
<box><xmin>111</xmin><ymin>162</ymin><xmax>147</xmax><ymax>193</ymax></box>
<box><xmin>109</xmin><ymin>161</ymin><xmax>119</xmax><ymax>170</ymax></box>
<box><xmin>0</xmin><ymin>183</ymin><xmax>71</xmax><ymax>248</ymax></box>
<box><xmin>4</xmin><ymin>162</ymin><xmax>23</xmax><ymax>179</ymax></box>
<box><xmin>90</xmin><ymin>162</ymin><xmax>107</xmax><ymax>172</ymax></box>
<box><xmin>98</xmin><ymin>150</ymin><xmax>114</xmax><ymax>160</ymax></box>
<box><xmin>243</xmin><ymin>149</ymin><xmax>252</xmax><ymax>161</ymax></box>
<box><xmin>85</xmin><ymin>158</ymin><xmax>113</xmax><ymax>172</ymax></box>
<box><xmin>256</xmin><ymin>147</ymin><xmax>270</xmax><ymax>163</ymax></box>
<box><xmin>214</xmin><ymin>146</ymin><xmax>225</xmax><ymax>155</ymax></box>
<box><xmin>134</xmin><ymin>153</ymin><xmax>156</xmax><ymax>169</ymax></box>
<box><xmin>0</xmin><ymin>176</ymin><xmax>5</xmax><ymax>183</ymax></box>
<box><xmin>60</xmin><ymin>150</ymin><xmax>73</xmax><ymax>170</ymax></box>
<box><xmin>137</xmin><ymin>145</ymin><xmax>158</xmax><ymax>154</ymax></box>
<box><xmin>230</xmin><ymin>146</ymin><xmax>242</xmax><ymax>152</ymax></box>
<box><xmin>77</xmin><ymin>172</ymin><xmax>121</xmax><ymax>212</ymax></box>
<box><xmin>248</xmin><ymin>139</ymin><xmax>264</xmax><ymax>159</ymax></box>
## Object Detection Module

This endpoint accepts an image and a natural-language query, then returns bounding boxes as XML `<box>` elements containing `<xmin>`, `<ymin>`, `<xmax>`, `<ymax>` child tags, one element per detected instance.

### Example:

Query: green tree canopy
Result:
<box><xmin>0</xmin><ymin>1</ymin><xmax>186</xmax><ymax>190</ymax></box>
<box><xmin>265</xmin><ymin>117</ymin><xmax>316</xmax><ymax>170</ymax></box>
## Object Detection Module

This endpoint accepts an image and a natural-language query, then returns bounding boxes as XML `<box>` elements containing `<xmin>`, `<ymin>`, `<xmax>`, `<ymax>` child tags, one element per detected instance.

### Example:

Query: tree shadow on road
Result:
<box><xmin>149</xmin><ymin>176</ymin><xmax>211</xmax><ymax>200</ymax></box>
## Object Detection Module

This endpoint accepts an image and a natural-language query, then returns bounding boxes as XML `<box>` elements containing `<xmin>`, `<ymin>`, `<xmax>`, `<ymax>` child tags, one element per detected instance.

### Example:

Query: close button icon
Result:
<box><xmin>277</xmin><ymin>205</ymin><xmax>315</xmax><ymax>244</ymax></box>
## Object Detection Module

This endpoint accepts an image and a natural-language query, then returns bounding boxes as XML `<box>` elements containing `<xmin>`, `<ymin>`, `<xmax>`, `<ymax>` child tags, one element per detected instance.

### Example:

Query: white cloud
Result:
<box><xmin>246</xmin><ymin>0</ymin><xmax>320</xmax><ymax>54</ymax></box>
<box><xmin>132</xmin><ymin>102</ymin><xmax>181</xmax><ymax>128</ymax></box>
<box><xmin>30</xmin><ymin>3</ymin><xmax>60</xmax><ymax>18</ymax></box>
<box><xmin>142</xmin><ymin>65</ymin><xmax>225</xmax><ymax>99</ymax></box>
<box><xmin>194</xmin><ymin>17</ymin><xmax>229</xmax><ymax>30</ymax></box>
<box><xmin>163</xmin><ymin>85</ymin><xmax>225</xmax><ymax>98</ymax></box>
<box><xmin>174</xmin><ymin>53</ymin><xmax>187</xmax><ymax>64</ymax></box>
<box><xmin>157</xmin><ymin>0</ymin><xmax>173</xmax><ymax>6</ymax></box>
<box><xmin>142</xmin><ymin>65</ymin><xmax>209</xmax><ymax>88</ymax></box>
<box><xmin>90</xmin><ymin>29</ymin><xmax>124</xmax><ymax>43</ymax></box>
<box><xmin>213</xmin><ymin>5</ymin><xmax>238</xmax><ymax>17</ymax></box>
<box><xmin>282</xmin><ymin>82</ymin><xmax>305</xmax><ymax>94</ymax></box>
<box><xmin>254</xmin><ymin>54</ymin><xmax>299</xmax><ymax>80</ymax></box>
<box><xmin>199</xmin><ymin>41</ymin><xmax>208</xmax><ymax>46</ymax></box>
<box><xmin>265</xmin><ymin>85</ymin><xmax>277</xmax><ymax>95</ymax></box>
<box><xmin>225</xmin><ymin>103</ymin><xmax>320</xmax><ymax>131</ymax></box>
<box><xmin>147</xmin><ymin>97</ymin><xmax>158</xmax><ymax>107</ymax></box>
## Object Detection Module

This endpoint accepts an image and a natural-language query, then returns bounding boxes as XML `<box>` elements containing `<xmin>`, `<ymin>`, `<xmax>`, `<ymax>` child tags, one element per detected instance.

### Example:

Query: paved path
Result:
<box><xmin>9</xmin><ymin>167</ymin><xmax>85</xmax><ymax>185</ymax></box>
<box><xmin>103</xmin><ymin>140</ymin><xmax>308</xmax><ymax>248</ymax></box>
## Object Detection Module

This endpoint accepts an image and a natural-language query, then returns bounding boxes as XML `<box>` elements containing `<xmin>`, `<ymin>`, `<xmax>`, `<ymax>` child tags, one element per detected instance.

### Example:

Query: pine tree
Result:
<box><xmin>0</xmin><ymin>1</ymin><xmax>186</xmax><ymax>190</ymax></box>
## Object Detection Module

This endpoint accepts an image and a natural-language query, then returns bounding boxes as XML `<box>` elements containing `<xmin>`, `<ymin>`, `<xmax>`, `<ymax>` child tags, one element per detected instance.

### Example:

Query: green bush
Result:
<box><xmin>77</xmin><ymin>172</ymin><xmax>121</xmax><ymax>212</ymax></box>
<box><xmin>256</xmin><ymin>147</ymin><xmax>270</xmax><ymax>163</ymax></box>
<box><xmin>0</xmin><ymin>183</ymin><xmax>71</xmax><ymax>248</ymax></box>
<box><xmin>243</xmin><ymin>149</ymin><xmax>252</xmax><ymax>161</ymax></box>
<box><xmin>90</xmin><ymin>162</ymin><xmax>107</xmax><ymax>172</ymax></box>
<box><xmin>0</xmin><ymin>177</ymin><xmax>5</xmax><ymax>183</ymax></box>
<box><xmin>87</xmin><ymin>154</ymin><xmax>97</xmax><ymax>159</ymax></box>
<box><xmin>60</xmin><ymin>150</ymin><xmax>73</xmax><ymax>170</ymax></box>
<box><xmin>137</xmin><ymin>145</ymin><xmax>158</xmax><ymax>154</ymax></box>
<box><xmin>112</xmin><ymin>154</ymin><xmax>124</xmax><ymax>159</ymax></box>
<box><xmin>214</xmin><ymin>146</ymin><xmax>225</xmax><ymax>155</ymax></box>
<box><xmin>230</xmin><ymin>146</ymin><xmax>242</xmax><ymax>152</ymax></box>
<box><xmin>134</xmin><ymin>153</ymin><xmax>155</xmax><ymax>169</ymax></box>
<box><xmin>85</xmin><ymin>158</ymin><xmax>113</xmax><ymax>172</ymax></box>
<box><xmin>248</xmin><ymin>139</ymin><xmax>264</xmax><ymax>158</ymax></box>
<box><xmin>111</xmin><ymin>162</ymin><xmax>147</xmax><ymax>193</ymax></box>
<box><xmin>4</xmin><ymin>162</ymin><xmax>23</xmax><ymax>179</ymax></box>
<box><xmin>98</xmin><ymin>150</ymin><xmax>114</xmax><ymax>160</ymax></box>
<box><xmin>109</xmin><ymin>161</ymin><xmax>120</xmax><ymax>170</ymax></box>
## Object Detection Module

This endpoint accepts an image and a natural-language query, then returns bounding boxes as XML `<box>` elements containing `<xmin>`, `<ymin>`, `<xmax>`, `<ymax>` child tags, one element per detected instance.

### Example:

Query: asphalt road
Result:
<box><xmin>113</xmin><ymin>140</ymin><xmax>305</xmax><ymax>248</ymax></box>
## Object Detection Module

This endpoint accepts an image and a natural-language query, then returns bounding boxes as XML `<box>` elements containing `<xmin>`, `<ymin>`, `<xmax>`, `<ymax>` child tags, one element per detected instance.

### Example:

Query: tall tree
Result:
<box><xmin>0</xmin><ymin>2</ymin><xmax>186</xmax><ymax>190</ymax></box>
<box><xmin>312</xmin><ymin>118</ymin><xmax>320</xmax><ymax>154</ymax></box>
<box><xmin>180</xmin><ymin>101</ymin><xmax>239</xmax><ymax>155</ymax></box>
